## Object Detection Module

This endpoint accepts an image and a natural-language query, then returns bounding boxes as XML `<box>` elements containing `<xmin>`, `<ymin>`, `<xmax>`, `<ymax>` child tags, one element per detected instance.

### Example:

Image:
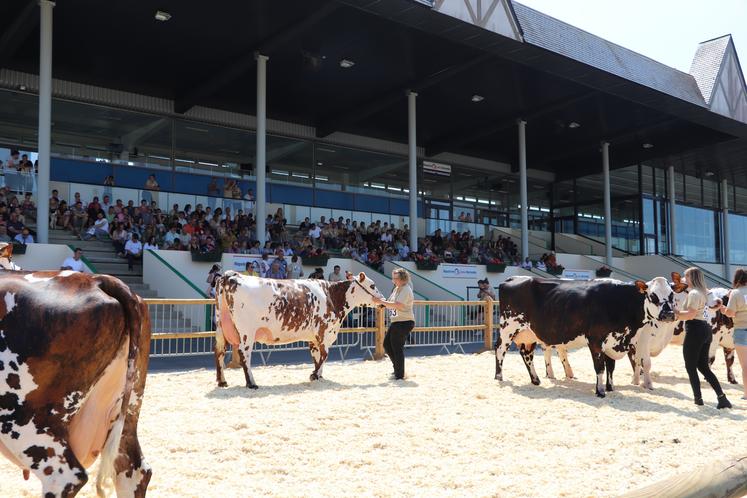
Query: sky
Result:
<box><xmin>515</xmin><ymin>0</ymin><xmax>747</xmax><ymax>73</ymax></box>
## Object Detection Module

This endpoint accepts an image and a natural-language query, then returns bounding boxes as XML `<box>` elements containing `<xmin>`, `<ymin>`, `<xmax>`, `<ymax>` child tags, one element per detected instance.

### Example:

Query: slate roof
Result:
<box><xmin>511</xmin><ymin>1</ymin><xmax>707</xmax><ymax>107</ymax></box>
<box><xmin>689</xmin><ymin>35</ymin><xmax>732</xmax><ymax>104</ymax></box>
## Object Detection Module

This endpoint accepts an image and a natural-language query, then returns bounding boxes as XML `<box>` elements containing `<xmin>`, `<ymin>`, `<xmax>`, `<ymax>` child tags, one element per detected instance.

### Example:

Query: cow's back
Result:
<box><xmin>0</xmin><ymin>271</ymin><xmax>129</xmax><ymax>412</ymax></box>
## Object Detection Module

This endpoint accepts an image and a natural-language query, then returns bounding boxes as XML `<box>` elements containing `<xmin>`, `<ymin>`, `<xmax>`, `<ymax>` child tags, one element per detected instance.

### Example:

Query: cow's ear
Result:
<box><xmin>673</xmin><ymin>282</ymin><xmax>687</xmax><ymax>293</ymax></box>
<box><xmin>359</xmin><ymin>272</ymin><xmax>366</xmax><ymax>282</ymax></box>
<box><xmin>635</xmin><ymin>280</ymin><xmax>648</xmax><ymax>294</ymax></box>
<box><xmin>671</xmin><ymin>272</ymin><xmax>682</xmax><ymax>283</ymax></box>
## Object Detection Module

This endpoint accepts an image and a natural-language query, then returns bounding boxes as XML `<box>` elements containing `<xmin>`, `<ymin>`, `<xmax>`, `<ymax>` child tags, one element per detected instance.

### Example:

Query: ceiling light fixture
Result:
<box><xmin>339</xmin><ymin>59</ymin><xmax>355</xmax><ymax>69</ymax></box>
<box><xmin>705</xmin><ymin>171</ymin><xmax>715</xmax><ymax>177</ymax></box>
<box><xmin>471</xmin><ymin>94</ymin><xmax>484</xmax><ymax>103</ymax></box>
<box><xmin>642</xmin><ymin>143</ymin><xmax>654</xmax><ymax>149</ymax></box>
<box><xmin>155</xmin><ymin>10</ymin><xmax>171</xmax><ymax>22</ymax></box>
<box><xmin>568</xmin><ymin>122</ymin><xmax>581</xmax><ymax>129</ymax></box>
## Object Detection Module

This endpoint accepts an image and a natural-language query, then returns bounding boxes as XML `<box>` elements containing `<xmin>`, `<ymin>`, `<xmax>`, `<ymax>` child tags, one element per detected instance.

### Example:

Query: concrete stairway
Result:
<box><xmin>48</xmin><ymin>229</ymin><xmax>158</xmax><ymax>298</ymax></box>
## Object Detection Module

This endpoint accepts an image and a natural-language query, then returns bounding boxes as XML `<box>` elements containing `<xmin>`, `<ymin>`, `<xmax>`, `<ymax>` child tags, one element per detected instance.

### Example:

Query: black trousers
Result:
<box><xmin>384</xmin><ymin>320</ymin><xmax>414</xmax><ymax>379</ymax></box>
<box><xmin>683</xmin><ymin>320</ymin><xmax>724</xmax><ymax>400</ymax></box>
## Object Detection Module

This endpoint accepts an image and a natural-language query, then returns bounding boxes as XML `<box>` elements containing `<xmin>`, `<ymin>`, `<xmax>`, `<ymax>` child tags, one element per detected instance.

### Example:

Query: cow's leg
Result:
<box><xmin>309</xmin><ymin>340</ymin><xmax>329</xmax><ymax>381</ymax></box>
<box><xmin>214</xmin><ymin>325</ymin><xmax>228</xmax><ymax>387</ymax></box>
<box><xmin>519</xmin><ymin>342</ymin><xmax>540</xmax><ymax>386</ymax></box>
<box><xmin>27</xmin><ymin>439</ymin><xmax>88</xmax><ymax>498</ymax></box>
<box><xmin>628</xmin><ymin>347</ymin><xmax>640</xmax><ymax>385</ymax></box>
<box><xmin>589</xmin><ymin>343</ymin><xmax>607</xmax><ymax>398</ymax></box>
<box><xmin>544</xmin><ymin>347</ymin><xmax>556</xmax><ymax>379</ymax></box>
<box><xmin>557</xmin><ymin>346</ymin><xmax>576</xmax><ymax>380</ymax></box>
<box><xmin>639</xmin><ymin>350</ymin><xmax>653</xmax><ymax>390</ymax></box>
<box><xmin>724</xmin><ymin>347</ymin><xmax>738</xmax><ymax>384</ymax></box>
<box><xmin>237</xmin><ymin>341</ymin><xmax>258</xmax><ymax>389</ymax></box>
<box><xmin>494</xmin><ymin>314</ymin><xmax>521</xmax><ymax>381</ymax></box>
<box><xmin>604</xmin><ymin>355</ymin><xmax>616</xmax><ymax>392</ymax></box>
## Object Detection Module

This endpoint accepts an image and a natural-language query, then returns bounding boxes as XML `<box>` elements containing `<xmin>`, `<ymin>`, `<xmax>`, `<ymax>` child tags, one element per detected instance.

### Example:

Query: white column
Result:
<box><xmin>668</xmin><ymin>165</ymin><xmax>677</xmax><ymax>255</ymax></box>
<box><xmin>602</xmin><ymin>141</ymin><xmax>612</xmax><ymax>267</ymax></box>
<box><xmin>518</xmin><ymin>119</ymin><xmax>528</xmax><ymax>262</ymax></box>
<box><xmin>255</xmin><ymin>54</ymin><xmax>268</xmax><ymax>246</ymax></box>
<box><xmin>36</xmin><ymin>0</ymin><xmax>55</xmax><ymax>244</ymax></box>
<box><xmin>722</xmin><ymin>178</ymin><xmax>731</xmax><ymax>279</ymax></box>
<box><xmin>408</xmin><ymin>91</ymin><xmax>418</xmax><ymax>252</ymax></box>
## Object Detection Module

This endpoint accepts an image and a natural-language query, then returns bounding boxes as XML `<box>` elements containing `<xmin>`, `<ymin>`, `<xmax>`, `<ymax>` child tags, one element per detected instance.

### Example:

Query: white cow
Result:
<box><xmin>214</xmin><ymin>270</ymin><xmax>384</xmax><ymax>388</ymax></box>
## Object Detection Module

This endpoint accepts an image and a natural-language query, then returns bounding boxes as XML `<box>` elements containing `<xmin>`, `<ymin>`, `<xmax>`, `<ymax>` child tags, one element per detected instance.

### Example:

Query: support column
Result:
<box><xmin>408</xmin><ymin>91</ymin><xmax>418</xmax><ymax>252</ymax></box>
<box><xmin>602</xmin><ymin>141</ymin><xmax>612</xmax><ymax>267</ymax></box>
<box><xmin>255</xmin><ymin>53</ymin><xmax>268</xmax><ymax>246</ymax></box>
<box><xmin>36</xmin><ymin>0</ymin><xmax>55</xmax><ymax>244</ymax></box>
<box><xmin>668</xmin><ymin>165</ymin><xmax>677</xmax><ymax>255</ymax></box>
<box><xmin>518</xmin><ymin>119</ymin><xmax>528</xmax><ymax>262</ymax></box>
<box><xmin>722</xmin><ymin>178</ymin><xmax>731</xmax><ymax>279</ymax></box>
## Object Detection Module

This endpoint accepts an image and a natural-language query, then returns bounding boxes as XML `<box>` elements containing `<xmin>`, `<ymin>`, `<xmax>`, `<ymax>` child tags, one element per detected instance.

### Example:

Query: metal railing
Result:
<box><xmin>144</xmin><ymin>298</ymin><xmax>498</xmax><ymax>361</ymax></box>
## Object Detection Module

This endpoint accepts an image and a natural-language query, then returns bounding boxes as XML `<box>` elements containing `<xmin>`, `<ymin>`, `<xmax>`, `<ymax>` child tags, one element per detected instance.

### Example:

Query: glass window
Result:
<box><xmin>674</xmin><ymin>171</ymin><xmax>685</xmax><ymax>202</ymax></box>
<box><xmin>684</xmin><ymin>175</ymin><xmax>702</xmax><ymax>205</ymax></box>
<box><xmin>654</xmin><ymin>167</ymin><xmax>667</xmax><ymax>198</ymax></box>
<box><xmin>735</xmin><ymin>186</ymin><xmax>747</xmax><ymax>214</ymax></box>
<box><xmin>729</xmin><ymin>213</ymin><xmax>747</xmax><ymax>264</ymax></box>
<box><xmin>609</xmin><ymin>165</ymin><xmax>639</xmax><ymax>196</ymax></box>
<box><xmin>702</xmin><ymin>178</ymin><xmax>719</xmax><ymax>208</ymax></box>
<box><xmin>674</xmin><ymin>205</ymin><xmax>717</xmax><ymax>262</ymax></box>
<box><xmin>641</xmin><ymin>165</ymin><xmax>654</xmax><ymax>195</ymax></box>
<box><xmin>314</xmin><ymin>144</ymin><xmax>407</xmax><ymax>197</ymax></box>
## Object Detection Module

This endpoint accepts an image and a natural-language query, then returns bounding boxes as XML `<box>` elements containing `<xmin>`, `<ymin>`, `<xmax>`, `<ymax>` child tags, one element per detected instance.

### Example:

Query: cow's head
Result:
<box><xmin>635</xmin><ymin>276</ymin><xmax>677</xmax><ymax>323</ymax></box>
<box><xmin>0</xmin><ymin>242</ymin><xmax>20</xmax><ymax>270</ymax></box>
<box><xmin>346</xmin><ymin>271</ymin><xmax>385</xmax><ymax>304</ymax></box>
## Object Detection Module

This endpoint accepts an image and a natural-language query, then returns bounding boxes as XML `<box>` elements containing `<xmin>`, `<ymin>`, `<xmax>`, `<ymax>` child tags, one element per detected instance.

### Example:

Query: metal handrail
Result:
<box><xmin>661</xmin><ymin>255</ymin><xmax>731</xmax><ymax>287</ymax></box>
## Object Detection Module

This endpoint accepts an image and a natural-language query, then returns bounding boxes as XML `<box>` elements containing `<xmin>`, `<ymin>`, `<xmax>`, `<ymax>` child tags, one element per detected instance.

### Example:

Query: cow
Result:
<box><xmin>495</xmin><ymin>275</ymin><xmax>677</xmax><ymax>397</ymax></box>
<box><xmin>214</xmin><ymin>270</ymin><xmax>384</xmax><ymax>388</ymax></box>
<box><xmin>0</xmin><ymin>270</ymin><xmax>152</xmax><ymax>497</ymax></box>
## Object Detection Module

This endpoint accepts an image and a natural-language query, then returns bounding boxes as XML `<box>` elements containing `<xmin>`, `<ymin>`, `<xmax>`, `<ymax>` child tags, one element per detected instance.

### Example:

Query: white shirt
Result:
<box><xmin>94</xmin><ymin>218</ymin><xmax>109</xmax><ymax>232</ymax></box>
<box><xmin>309</xmin><ymin>226</ymin><xmax>321</xmax><ymax>239</ymax></box>
<box><xmin>143</xmin><ymin>243</ymin><xmax>159</xmax><ymax>251</ymax></box>
<box><xmin>328</xmin><ymin>272</ymin><xmax>343</xmax><ymax>282</ymax></box>
<box><xmin>61</xmin><ymin>257</ymin><xmax>84</xmax><ymax>272</ymax></box>
<box><xmin>124</xmin><ymin>240</ymin><xmax>143</xmax><ymax>254</ymax></box>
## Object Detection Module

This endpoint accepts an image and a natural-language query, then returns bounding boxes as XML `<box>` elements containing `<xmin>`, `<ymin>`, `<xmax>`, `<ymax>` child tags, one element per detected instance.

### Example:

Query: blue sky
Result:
<box><xmin>516</xmin><ymin>0</ymin><xmax>747</xmax><ymax>73</ymax></box>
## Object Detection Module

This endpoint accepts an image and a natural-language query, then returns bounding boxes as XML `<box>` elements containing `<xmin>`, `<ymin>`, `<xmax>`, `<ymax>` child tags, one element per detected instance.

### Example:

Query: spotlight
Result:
<box><xmin>339</xmin><ymin>59</ymin><xmax>355</xmax><ymax>69</ymax></box>
<box><xmin>471</xmin><ymin>94</ymin><xmax>484</xmax><ymax>103</ymax></box>
<box><xmin>155</xmin><ymin>10</ymin><xmax>171</xmax><ymax>22</ymax></box>
<box><xmin>642</xmin><ymin>143</ymin><xmax>654</xmax><ymax>149</ymax></box>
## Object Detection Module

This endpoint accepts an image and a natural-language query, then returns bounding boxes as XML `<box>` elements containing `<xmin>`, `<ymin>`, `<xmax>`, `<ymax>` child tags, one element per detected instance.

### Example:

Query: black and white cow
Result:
<box><xmin>543</xmin><ymin>273</ymin><xmax>689</xmax><ymax>390</ymax></box>
<box><xmin>495</xmin><ymin>276</ymin><xmax>677</xmax><ymax>397</ymax></box>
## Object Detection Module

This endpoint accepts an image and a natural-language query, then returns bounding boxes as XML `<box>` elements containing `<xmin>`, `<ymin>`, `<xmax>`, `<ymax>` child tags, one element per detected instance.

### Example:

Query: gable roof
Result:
<box><xmin>689</xmin><ymin>35</ymin><xmax>732</xmax><ymax>104</ymax></box>
<box><xmin>511</xmin><ymin>1</ymin><xmax>707</xmax><ymax>107</ymax></box>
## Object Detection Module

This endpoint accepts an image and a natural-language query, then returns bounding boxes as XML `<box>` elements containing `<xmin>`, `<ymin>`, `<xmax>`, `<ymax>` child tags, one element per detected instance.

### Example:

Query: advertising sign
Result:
<box><xmin>441</xmin><ymin>264</ymin><xmax>479</xmax><ymax>279</ymax></box>
<box><xmin>561</xmin><ymin>269</ymin><xmax>594</xmax><ymax>281</ymax></box>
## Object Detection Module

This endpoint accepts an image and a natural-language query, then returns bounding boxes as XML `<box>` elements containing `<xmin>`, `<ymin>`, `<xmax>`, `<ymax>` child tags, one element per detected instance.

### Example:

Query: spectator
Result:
<box><xmin>207</xmin><ymin>177</ymin><xmax>219</xmax><ymax>210</ymax></box>
<box><xmin>171</xmin><ymin>238</ymin><xmax>185</xmax><ymax>251</ymax></box>
<box><xmin>61</xmin><ymin>248</ymin><xmax>85</xmax><ymax>272</ymax></box>
<box><xmin>241</xmin><ymin>261</ymin><xmax>259</xmax><ymax>277</ymax></box>
<box><xmin>70</xmin><ymin>201</ymin><xmax>88</xmax><ymax>236</ymax></box>
<box><xmin>14</xmin><ymin>227</ymin><xmax>34</xmax><ymax>244</ymax></box>
<box><xmin>266</xmin><ymin>261</ymin><xmax>285</xmax><ymax>279</ymax></box>
<box><xmin>6</xmin><ymin>212</ymin><xmax>24</xmax><ymax>239</ymax></box>
<box><xmin>0</xmin><ymin>225</ymin><xmax>11</xmax><ymax>243</ymax></box>
<box><xmin>21</xmin><ymin>193</ymin><xmax>36</xmax><ymax>221</ymax></box>
<box><xmin>164</xmin><ymin>225</ymin><xmax>180</xmax><ymax>248</ymax></box>
<box><xmin>287</xmin><ymin>255</ymin><xmax>303</xmax><ymax>279</ymax></box>
<box><xmin>82</xmin><ymin>212</ymin><xmax>110</xmax><ymax>241</ymax></box>
<box><xmin>328</xmin><ymin>265</ymin><xmax>343</xmax><ymax>282</ymax></box>
<box><xmin>101</xmin><ymin>195</ymin><xmax>112</xmax><ymax>213</ymax></box>
<box><xmin>309</xmin><ymin>267</ymin><xmax>325</xmax><ymax>279</ymax></box>
<box><xmin>477</xmin><ymin>278</ymin><xmax>496</xmax><ymax>301</ymax></box>
<box><xmin>123</xmin><ymin>233</ymin><xmax>143</xmax><ymax>270</ymax></box>
<box><xmin>257</xmin><ymin>253</ymin><xmax>270</xmax><ymax>277</ymax></box>
<box><xmin>143</xmin><ymin>236</ymin><xmax>159</xmax><ymax>251</ymax></box>
<box><xmin>143</xmin><ymin>174</ymin><xmax>159</xmax><ymax>204</ymax></box>
<box><xmin>521</xmin><ymin>257</ymin><xmax>533</xmax><ymax>270</ymax></box>
<box><xmin>206</xmin><ymin>264</ymin><xmax>222</xmax><ymax>298</ymax></box>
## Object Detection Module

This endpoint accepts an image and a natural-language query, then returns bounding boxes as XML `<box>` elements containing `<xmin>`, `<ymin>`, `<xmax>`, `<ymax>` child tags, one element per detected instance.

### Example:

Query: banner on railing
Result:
<box><xmin>562</xmin><ymin>269</ymin><xmax>593</xmax><ymax>280</ymax></box>
<box><xmin>441</xmin><ymin>264</ymin><xmax>478</xmax><ymax>279</ymax></box>
<box><xmin>229</xmin><ymin>255</ymin><xmax>264</xmax><ymax>272</ymax></box>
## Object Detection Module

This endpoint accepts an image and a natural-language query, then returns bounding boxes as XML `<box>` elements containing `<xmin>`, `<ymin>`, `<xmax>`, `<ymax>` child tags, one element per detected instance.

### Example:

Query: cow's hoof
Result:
<box><xmin>218</xmin><ymin>381</ymin><xmax>228</xmax><ymax>388</ymax></box>
<box><xmin>596</xmin><ymin>391</ymin><xmax>606</xmax><ymax>398</ymax></box>
<box><xmin>642</xmin><ymin>383</ymin><xmax>654</xmax><ymax>391</ymax></box>
<box><xmin>728</xmin><ymin>378</ymin><xmax>738</xmax><ymax>385</ymax></box>
<box><xmin>309</xmin><ymin>374</ymin><xmax>320</xmax><ymax>381</ymax></box>
<box><xmin>494</xmin><ymin>374</ymin><xmax>503</xmax><ymax>381</ymax></box>
<box><xmin>531</xmin><ymin>378</ymin><xmax>541</xmax><ymax>386</ymax></box>
<box><xmin>565</xmin><ymin>376</ymin><xmax>577</xmax><ymax>381</ymax></box>
<box><xmin>247</xmin><ymin>384</ymin><xmax>259</xmax><ymax>390</ymax></box>
<box><xmin>605</xmin><ymin>384</ymin><xmax>614</xmax><ymax>392</ymax></box>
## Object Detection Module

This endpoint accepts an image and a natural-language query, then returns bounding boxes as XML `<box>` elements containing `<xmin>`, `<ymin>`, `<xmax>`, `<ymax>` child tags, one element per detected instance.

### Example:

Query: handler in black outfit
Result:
<box><xmin>373</xmin><ymin>268</ymin><xmax>415</xmax><ymax>380</ymax></box>
<box><xmin>674</xmin><ymin>267</ymin><xmax>731</xmax><ymax>409</ymax></box>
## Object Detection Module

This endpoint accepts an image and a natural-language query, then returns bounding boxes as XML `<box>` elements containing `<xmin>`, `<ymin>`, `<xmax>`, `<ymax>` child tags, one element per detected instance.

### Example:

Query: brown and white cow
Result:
<box><xmin>0</xmin><ymin>270</ymin><xmax>152</xmax><ymax>497</ymax></box>
<box><xmin>214</xmin><ymin>270</ymin><xmax>384</xmax><ymax>388</ymax></box>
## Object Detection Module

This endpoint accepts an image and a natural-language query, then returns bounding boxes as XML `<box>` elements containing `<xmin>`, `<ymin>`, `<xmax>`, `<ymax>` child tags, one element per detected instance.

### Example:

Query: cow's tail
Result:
<box><xmin>94</xmin><ymin>275</ymin><xmax>146</xmax><ymax>497</ymax></box>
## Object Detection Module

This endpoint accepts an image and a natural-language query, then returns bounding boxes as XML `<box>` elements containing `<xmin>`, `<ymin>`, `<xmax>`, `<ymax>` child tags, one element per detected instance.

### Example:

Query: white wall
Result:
<box><xmin>143</xmin><ymin>251</ymin><xmax>210</xmax><ymax>298</ymax></box>
<box><xmin>14</xmin><ymin>243</ymin><xmax>91</xmax><ymax>272</ymax></box>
